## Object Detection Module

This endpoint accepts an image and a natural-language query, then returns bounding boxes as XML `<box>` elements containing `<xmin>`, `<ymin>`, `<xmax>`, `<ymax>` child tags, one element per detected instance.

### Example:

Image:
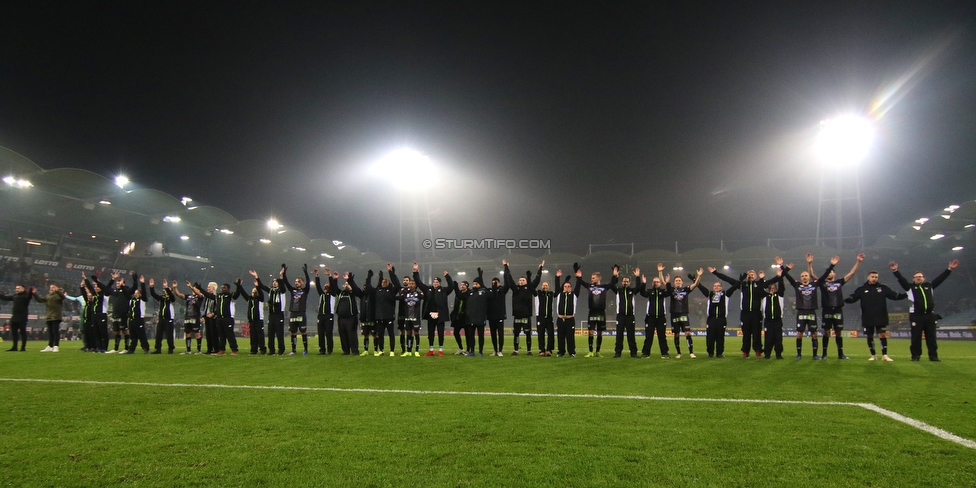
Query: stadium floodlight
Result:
<box><xmin>915</xmin><ymin>218</ymin><xmax>929</xmax><ymax>224</ymax></box>
<box><xmin>370</xmin><ymin>148</ymin><xmax>438</xmax><ymax>190</ymax></box>
<box><xmin>723</xmin><ymin>265</ymin><xmax>730</xmax><ymax>270</ymax></box>
<box><xmin>3</xmin><ymin>176</ymin><xmax>33</xmax><ymax>188</ymax></box>
<box><xmin>163</xmin><ymin>215</ymin><xmax>181</xmax><ymax>223</ymax></box>
<box><xmin>321</xmin><ymin>253</ymin><xmax>335</xmax><ymax>259</ymax></box>
<box><xmin>912</xmin><ymin>225</ymin><xmax>922</xmax><ymax>230</ymax></box>
<box><xmin>99</xmin><ymin>200</ymin><xmax>111</xmax><ymax>205</ymax></box>
<box><xmin>259</xmin><ymin>238</ymin><xmax>272</xmax><ymax>244</ymax></box>
<box><xmin>941</xmin><ymin>215</ymin><xmax>951</xmax><ymax>219</ymax></box>
<box><xmin>180</xmin><ymin>235</ymin><xmax>189</xmax><ymax>241</ymax></box>
<box><xmin>181</xmin><ymin>197</ymin><xmax>193</xmax><ymax>206</ymax></box>
<box><xmin>267</xmin><ymin>219</ymin><xmax>282</xmax><ymax>230</ymax></box>
<box><xmin>930</xmin><ymin>234</ymin><xmax>945</xmax><ymax>240</ymax></box>
<box><xmin>2</xmin><ymin>176</ymin><xmax>13</xmax><ymax>185</ymax></box>
<box><xmin>115</xmin><ymin>175</ymin><xmax>129</xmax><ymax>189</ymax></box>
<box><xmin>952</xmin><ymin>246</ymin><xmax>964</xmax><ymax>251</ymax></box>
<box><xmin>944</xmin><ymin>205</ymin><xmax>959</xmax><ymax>212</ymax></box>
<box><xmin>966</xmin><ymin>224</ymin><xmax>975</xmax><ymax>229</ymax></box>
<box><xmin>457</xmin><ymin>271</ymin><xmax>466</xmax><ymax>276</ymax></box>
<box><xmin>816</xmin><ymin>115</ymin><xmax>874</xmax><ymax>166</ymax></box>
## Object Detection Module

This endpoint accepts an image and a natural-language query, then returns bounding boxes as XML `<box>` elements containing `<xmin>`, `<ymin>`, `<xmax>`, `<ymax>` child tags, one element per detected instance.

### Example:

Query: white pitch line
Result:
<box><xmin>2</xmin><ymin>377</ymin><xmax>974</xmax><ymax>450</ymax></box>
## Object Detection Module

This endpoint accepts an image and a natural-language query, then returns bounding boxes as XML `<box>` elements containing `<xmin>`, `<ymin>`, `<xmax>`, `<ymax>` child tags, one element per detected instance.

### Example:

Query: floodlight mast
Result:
<box><xmin>370</xmin><ymin>148</ymin><xmax>438</xmax><ymax>266</ymax></box>
<box><xmin>814</xmin><ymin>116</ymin><xmax>872</xmax><ymax>250</ymax></box>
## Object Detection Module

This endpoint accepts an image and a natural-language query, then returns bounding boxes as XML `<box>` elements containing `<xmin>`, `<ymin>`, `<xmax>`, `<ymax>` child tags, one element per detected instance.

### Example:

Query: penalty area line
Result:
<box><xmin>1</xmin><ymin>377</ymin><xmax>974</xmax><ymax>450</ymax></box>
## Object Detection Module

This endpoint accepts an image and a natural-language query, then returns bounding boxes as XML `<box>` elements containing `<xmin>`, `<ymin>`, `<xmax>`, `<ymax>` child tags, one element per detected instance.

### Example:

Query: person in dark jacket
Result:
<box><xmin>610</xmin><ymin>266</ymin><xmax>641</xmax><ymax>358</ymax></box>
<box><xmin>148</xmin><ymin>278</ymin><xmax>176</xmax><ymax>354</ymax></box>
<box><xmin>93</xmin><ymin>271</ymin><xmax>137</xmax><ymax>353</ymax></box>
<box><xmin>554</xmin><ymin>270</ymin><xmax>581</xmax><ymax>358</ymax></box>
<box><xmin>255</xmin><ymin>270</ymin><xmax>288</xmax><ymax>355</ymax></box>
<box><xmin>780</xmin><ymin>254</ymin><xmax>832</xmax><ymax>360</ymax></box>
<box><xmin>666</xmin><ymin>269</ymin><xmax>702</xmax><ymax>359</ymax></box>
<box><xmin>817</xmin><ymin>253</ymin><xmax>864</xmax><ymax>360</ymax></box>
<box><xmin>373</xmin><ymin>264</ymin><xmax>401</xmax><ymax>356</ymax></box>
<box><xmin>639</xmin><ymin>264</ymin><xmax>672</xmax><ymax>358</ymax></box>
<box><xmin>34</xmin><ymin>282</ymin><xmax>66</xmax><ymax>353</ymax></box>
<box><xmin>504</xmin><ymin>260</ymin><xmax>543</xmax><ymax>356</ymax></box>
<box><xmin>359</xmin><ymin>269</ymin><xmax>377</xmax><ymax>356</ymax></box>
<box><xmin>450</xmin><ymin>279</ymin><xmax>469</xmax><ymax>355</ymax></box>
<box><xmin>845</xmin><ymin>270</ymin><xmax>907</xmax><ymax>361</ymax></box>
<box><xmin>486</xmin><ymin>272</ymin><xmax>510</xmax><ymax>357</ymax></box>
<box><xmin>415</xmin><ymin>264</ymin><xmax>454</xmax><ymax>357</ymax></box>
<box><xmin>120</xmin><ymin>276</ymin><xmax>149</xmax><ymax>354</ymax></box>
<box><xmin>236</xmin><ymin>277</ymin><xmax>267</xmax><ymax>355</ymax></box>
<box><xmin>1</xmin><ymin>284</ymin><xmax>34</xmax><ymax>351</ymax></box>
<box><xmin>575</xmin><ymin>263</ymin><xmax>618</xmax><ymax>358</ymax></box>
<box><xmin>890</xmin><ymin>259</ymin><xmax>958</xmax><ymax>362</ymax></box>
<box><xmin>534</xmin><ymin>278</ymin><xmax>556</xmax><ymax>356</ymax></box>
<box><xmin>699</xmin><ymin>269</ymin><xmax>738</xmax><ymax>358</ymax></box>
<box><xmin>761</xmin><ymin>268</ymin><xmax>786</xmax><ymax>359</ymax></box>
<box><xmin>170</xmin><ymin>280</ymin><xmax>204</xmax><ymax>354</ymax></box>
<box><xmin>312</xmin><ymin>267</ymin><xmax>335</xmax><ymax>355</ymax></box>
<box><xmin>713</xmin><ymin>265</ymin><xmax>771</xmax><ymax>358</ymax></box>
<box><xmin>464</xmin><ymin>269</ymin><xmax>489</xmax><ymax>356</ymax></box>
<box><xmin>398</xmin><ymin>272</ymin><xmax>427</xmax><ymax>356</ymax></box>
<box><xmin>331</xmin><ymin>271</ymin><xmax>362</xmax><ymax>355</ymax></box>
<box><xmin>281</xmin><ymin>264</ymin><xmax>311</xmax><ymax>356</ymax></box>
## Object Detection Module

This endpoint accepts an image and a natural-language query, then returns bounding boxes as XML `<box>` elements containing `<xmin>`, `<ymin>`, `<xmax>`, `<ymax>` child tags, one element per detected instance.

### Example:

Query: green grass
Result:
<box><xmin>2</xmin><ymin>337</ymin><xmax>976</xmax><ymax>487</ymax></box>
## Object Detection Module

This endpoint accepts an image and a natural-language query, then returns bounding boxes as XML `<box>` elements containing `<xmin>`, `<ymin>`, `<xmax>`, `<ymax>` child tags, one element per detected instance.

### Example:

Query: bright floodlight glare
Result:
<box><xmin>816</xmin><ymin>115</ymin><xmax>874</xmax><ymax>166</ymax></box>
<box><xmin>2</xmin><ymin>176</ymin><xmax>14</xmax><ymax>185</ymax></box>
<box><xmin>180</xmin><ymin>235</ymin><xmax>190</xmax><ymax>241</ymax></box>
<box><xmin>370</xmin><ymin>148</ymin><xmax>437</xmax><ymax>190</ymax></box>
<box><xmin>930</xmin><ymin>234</ymin><xmax>945</xmax><ymax>240</ymax></box>
<box><xmin>115</xmin><ymin>175</ymin><xmax>129</xmax><ymax>188</ymax></box>
<box><xmin>267</xmin><ymin>219</ymin><xmax>282</xmax><ymax>230</ymax></box>
<box><xmin>259</xmin><ymin>238</ymin><xmax>271</xmax><ymax>244</ymax></box>
<box><xmin>952</xmin><ymin>246</ymin><xmax>964</xmax><ymax>251</ymax></box>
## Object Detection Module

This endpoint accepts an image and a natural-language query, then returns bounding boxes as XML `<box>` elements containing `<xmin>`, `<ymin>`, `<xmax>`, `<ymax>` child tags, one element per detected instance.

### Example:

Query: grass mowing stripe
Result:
<box><xmin>4</xmin><ymin>376</ymin><xmax>975</xmax><ymax>451</ymax></box>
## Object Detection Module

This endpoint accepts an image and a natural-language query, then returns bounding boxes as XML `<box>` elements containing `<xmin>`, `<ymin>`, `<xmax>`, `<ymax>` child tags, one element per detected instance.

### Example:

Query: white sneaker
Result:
<box><xmin>689</xmin><ymin>353</ymin><xmax>696</xmax><ymax>359</ymax></box>
<box><xmin>882</xmin><ymin>355</ymin><xmax>894</xmax><ymax>362</ymax></box>
<box><xmin>106</xmin><ymin>350</ymin><xmax>117</xmax><ymax>354</ymax></box>
<box><xmin>119</xmin><ymin>350</ymin><xmax>130</xmax><ymax>355</ymax></box>
<box><xmin>40</xmin><ymin>346</ymin><xmax>53</xmax><ymax>352</ymax></box>
<box><xmin>676</xmin><ymin>354</ymin><xmax>682</xmax><ymax>359</ymax></box>
<box><xmin>52</xmin><ymin>346</ymin><xmax>59</xmax><ymax>352</ymax></box>
<box><xmin>868</xmin><ymin>355</ymin><xmax>877</xmax><ymax>361</ymax></box>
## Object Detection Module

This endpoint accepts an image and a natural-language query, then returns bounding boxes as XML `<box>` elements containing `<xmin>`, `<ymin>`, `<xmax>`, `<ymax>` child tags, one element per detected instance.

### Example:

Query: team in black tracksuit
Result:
<box><xmin>1</xmin><ymin>284</ymin><xmax>34</xmax><ymax>351</ymax></box>
<box><xmin>845</xmin><ymin>272</ymin><xmax>907</xmax><ymax>360</ymax></box>
<box><xmin>761</xmin><ymin>271</ymin><xmax>786</xmax><ymax>359</ymax></box>
<box><xmin>640</xmin><ymin>267</ymin><xmax>672</xmax><ymax>358</ymax></box>
<box><xmin>312</xmin><ymin>268</ymin><xmax>336</xmax><ymax>355</ymax></box>
<box><xmin>148</xmin><ymin>279</ymin><xmax>176</xmax><ymax>354</ymax></box>
<box><xmin>504</xmin><ymin>261</ymin><xmax>543</xmax><ymax>356</ymax></box>
<box><xmin>611</xmin><ymin>267</ymin><xmax>641</xmax><ymax>358</ymax></box>
<box><xmin>464</xmin><ymin>269</ymin><xmax>490</xmax><ymax>356</ymax></box>
<box><xmin>373</xmin><ymin>265</ymin><xmax>401</xmax><ymax>355</ymax></box>
<box><xmin>122</xmin><ymin>277</ymin><xmax>150</xmax><ymax>354</ymax></box>
<box><xmin>256</xmin><ymin>272</ymin><xmax>288</xmax><ymax>355</ymax></box>
<box><xmin>198</xmin><ymin>283</ymin><xmax>219</xmax><ymax>354</ymax></box>
<box><xmin>415</xmin><ymin>268</ymin><xmax>454</xmax><ymax>355</ymax></box>
<box><xmin>331</xmin><ymin>271</ymin><xmax>362</xmax><ymax>355</ymax></box>
<box><xmin>170</xmin><ymin>281</ymin><xmax>204</xmax><ymax>354</ymax></box>
<box><xmin>281</xmin><ymin>264</ymin><xmax>311</xmax><ymax>355</ymax></box>
<box><xmin>450</xmin><ymin>280</ymin><xmax>469</xmax><ymax>354</ymax></box>
<box><xmin>534</xmin><ymin>279</ymin><xmax>556</xmax><ymax>356</ymax></box>
<box><xmin>782</xmin><ymin>255</ymin><xmax>832</xmax><ymax>360</ymax></box>
<box><xmin>575</xmin><ymin>263</ymin><xmax>618</xmax><ymax>356</ymax></box>
<box><xmin>236</xmin><ymin>278</ymin><xmax>267</xmax><ymax>355</ymax></box>
<box><xmin>486</xmin><ymin>275</ymin><xmax>510</xmax><ymax>356</ymax></box>
<box><xmin>891</xmin><ymin>260</ymin><xmax>957</xmax><ymax>361</ymax></box>
<box><xmin>359</xmin><ymin>270</ymin><xmax>377</xmax><ymax>356</ymax></box>
<box><xmin>697</xmin><ymin>279</ymin><xmax>736</xmax><ymax>358</ymax></box>
<box><xmin>94</xmin><ymin>272</ymin><xmax>138</xmax><ymax>352</ymax></box>
<box><xmin>554</xmin><ymin>271</ymin><xmax>580</xmax><ymax>357</ymax></box>
<box><xmin>713</xmin><ymin>267</ymin><xmax>769</xmax><ymax>358</ymax></box>
<box><xmin>817</xmin><ymin>254</ymin><xmax>863</xmax><ymax>360</ymax></box>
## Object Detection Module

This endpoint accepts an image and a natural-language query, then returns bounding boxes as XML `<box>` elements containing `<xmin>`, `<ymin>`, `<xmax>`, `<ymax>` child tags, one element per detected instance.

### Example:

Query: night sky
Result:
<box><xmin>3</xmin><ymin>1</ymin><xmax>975</xmax><ymax>257</ymax></box>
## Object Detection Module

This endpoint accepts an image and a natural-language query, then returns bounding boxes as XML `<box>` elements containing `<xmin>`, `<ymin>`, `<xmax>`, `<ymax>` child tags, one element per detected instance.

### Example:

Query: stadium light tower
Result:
<box><xmin>370</xmin><ymin>148</ymin><xmax>438</xmax><ymax>264</ymax></box>
<box><xmin>814</xmin><ymin>115</ymin><xmax>873</xmax><ymax>250</ymax></box>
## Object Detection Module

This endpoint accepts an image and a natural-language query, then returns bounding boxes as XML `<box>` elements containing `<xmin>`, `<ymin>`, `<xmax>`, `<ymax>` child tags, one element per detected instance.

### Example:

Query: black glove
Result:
<box><xmin>390</xmin><ymin>266</ymin><xmax>395</xmax><ymax>274</ymax></box>
<box><xmin>281</xmin><ymin>263</ymin><xmax>287</xmax><ymax>269</ymax></box>
<box><xmin>235</xmin><ymin>278</ymin><xmax>242</xmax><ymax>285</ymax></box>
<box><xmin>688</xmin><ymin>274</ymin><xmax>696</xmax><ymax>281</ymax></box>
<box><xmin>572</xmin><ymin>262</ymin><xmax>580</xmax><ymax>272</ymax></box>
<box><xmin>477</xmin><ymin>267</ymin><xmax>483</xmax><ymax>275</ymax></box>
<box><xmin>302</xmin><ymin>263</ymin><xmax>308</xmax><ymax>273</ymax></box>
<box><xmin>526</xmin><ymin>270</ymin><xmax>532</xmax><ymax>279</ymax></box>
<box><xmin>739</xmin><ymin>273</ymin><xmax>747</xmax><ymax>281</ymax></box>
<box><xmin>378</xmin><ymin>271</ymin><xmax>384</xmax><ymax>280</ymax></box>
<box><xmin>348</xmin><ymin>273</ymin><xmax>355</xmax><ymax>281</ymax></box>
<box><xmin>367</xmin><ymin>269</ymin><xmax>374</xmax><ymax>278</ymax></box>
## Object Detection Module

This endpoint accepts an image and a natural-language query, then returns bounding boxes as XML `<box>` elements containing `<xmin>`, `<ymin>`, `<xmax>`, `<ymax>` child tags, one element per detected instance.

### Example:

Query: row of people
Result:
<box><xmin>4</xmin><ymin>256</ymin><xmax>958</xmax><ymax>362</ymax></box>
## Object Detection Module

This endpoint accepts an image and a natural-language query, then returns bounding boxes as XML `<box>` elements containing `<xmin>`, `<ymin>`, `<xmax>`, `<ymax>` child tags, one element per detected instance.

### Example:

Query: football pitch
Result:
<box><xmin>2</xmin><ymin>337</ymin><xmax>975</xmax><ymax>487</ymax></box>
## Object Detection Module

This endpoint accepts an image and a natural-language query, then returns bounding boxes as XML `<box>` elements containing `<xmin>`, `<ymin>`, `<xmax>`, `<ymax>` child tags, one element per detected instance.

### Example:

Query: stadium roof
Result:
<box><xmin>2</xmin><ymin>145</ymin><xmax>971</xmax><ymax>275</ymax></box>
